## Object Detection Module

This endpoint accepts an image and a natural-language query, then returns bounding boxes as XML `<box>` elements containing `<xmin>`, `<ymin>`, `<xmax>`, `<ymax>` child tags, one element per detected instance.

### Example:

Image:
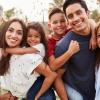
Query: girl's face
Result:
<box><xmin>27</xmin><ymin>29</ymin><xmax>41</xmax><ymax>46</ymax></box>
<box><xmin>97</xmin><ymin>27</ymin><xmax>100</xmax><ymax>48</ymax></box>
<box><xmin>5</xmin><ymin>22</ymin><xmax>23</xmax><ymax>48</ymax></box>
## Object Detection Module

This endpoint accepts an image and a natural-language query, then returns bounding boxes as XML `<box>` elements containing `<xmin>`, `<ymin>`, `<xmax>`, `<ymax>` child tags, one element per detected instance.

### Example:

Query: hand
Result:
<box><xmin>68</xmin><ymin>40</ymin><xmax>80</xmax><ymax>55</ymax></box>
<box><xmin>0</xmin><ymin>48</ymin><xmax>2</xmax><ymax>59</ymax></box>
<box><xmin>89</xmin><ymin>37</ymin><xmax>97</xmax><ymax>50</ymax></box>
<box><xmin>0</xmin><ymin>92</ymin><xmax>15</xmax><ymax>100</ymax></box>
<box><xmin>34</xmin><ymin>94</ymin><xmax>40</xmax><ymax>100</ymax></box>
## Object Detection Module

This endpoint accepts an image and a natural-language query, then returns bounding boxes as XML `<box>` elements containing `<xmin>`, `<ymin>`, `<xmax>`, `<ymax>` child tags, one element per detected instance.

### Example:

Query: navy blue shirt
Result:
<box><xmin>55</xmin><ymin>31</ymin><xmax>95</xmax><ymax>100</ymax></box>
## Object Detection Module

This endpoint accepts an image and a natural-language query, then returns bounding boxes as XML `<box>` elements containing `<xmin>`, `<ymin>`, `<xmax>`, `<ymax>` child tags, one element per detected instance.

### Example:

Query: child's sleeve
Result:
<box><xmin>32</xmin><ymin>43</ymin><xmax>45</xmax><ymax>58</ymax></box>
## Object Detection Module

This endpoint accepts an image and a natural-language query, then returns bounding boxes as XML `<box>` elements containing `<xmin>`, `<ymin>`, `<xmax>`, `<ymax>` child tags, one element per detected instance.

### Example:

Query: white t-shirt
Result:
<box><xmin>32</xmin><ymin>43</ymin><xmax>45</xmax><ymax>58</ymax></box>
<box><xmin>0</xmin><ymin>47</ymin><xmax>44</xmax><ymax>98</ymax></box>
<box><xmin>95</xmin><ymin>65</ymin><xmax>100</xmax><ymax>100</ymax></box>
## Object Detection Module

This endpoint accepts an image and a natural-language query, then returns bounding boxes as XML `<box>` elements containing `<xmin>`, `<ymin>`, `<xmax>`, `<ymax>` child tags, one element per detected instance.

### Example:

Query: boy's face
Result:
<box><xmin>97</xmin><ymin>27</ymin><xmax>100</xmax><ymax>48</ymax></box>
<box><xmin>48</xmin><ymin>13</ymin><xmax>67</xmax><ymax>37</ymax></box>
<box><xmin>65</xmin><ymin>3</ymin><xmax>89</xmax><ymax>33</ymax></box>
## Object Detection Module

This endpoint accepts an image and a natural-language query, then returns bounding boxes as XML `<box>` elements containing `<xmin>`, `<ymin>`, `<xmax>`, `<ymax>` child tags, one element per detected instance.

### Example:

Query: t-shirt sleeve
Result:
<box><xmin>32</xmin><ymin>43</ymin><xmax>45</xmax><ymax>58</ymax></box>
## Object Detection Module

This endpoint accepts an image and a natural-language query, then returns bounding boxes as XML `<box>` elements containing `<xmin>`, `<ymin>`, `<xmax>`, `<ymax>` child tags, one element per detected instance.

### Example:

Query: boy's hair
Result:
<box><xmin>63</xmin><ymin>0</ymin><xmax>88</xmax><ymax>16</ymax></box>
<box><xmin>48</xmin><ymin>7</ymin><xmax>64</xmax><ymax>20</ymax></box>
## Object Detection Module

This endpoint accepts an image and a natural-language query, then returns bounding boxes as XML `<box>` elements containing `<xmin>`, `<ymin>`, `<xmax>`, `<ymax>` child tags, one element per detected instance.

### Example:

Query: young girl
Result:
<box><xmin>95</xmin><ymin>22</ymin><xmax>100</xmax><ymax>100</ymax></box>
<box><xmin>0</xmin><ymin>19</ymin><xmax>57</xmax><ymax>100</ymax></box>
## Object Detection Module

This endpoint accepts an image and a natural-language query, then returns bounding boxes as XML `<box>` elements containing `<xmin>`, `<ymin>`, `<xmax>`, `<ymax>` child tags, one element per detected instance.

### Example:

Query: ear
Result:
<box><xmin>86</xmin><ymin>10</ymin><xmax>90</xmax><ymax>18</ymax></box>
<box><xmin>48</xmin><ymin>22</ymin><xmax>52</xmax><ymax>30</ymax></box>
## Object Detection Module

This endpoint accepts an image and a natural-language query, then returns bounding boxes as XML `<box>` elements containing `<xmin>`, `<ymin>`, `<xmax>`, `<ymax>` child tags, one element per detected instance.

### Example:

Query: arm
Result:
<box><xmin>49</xmin><ymin>40</ymin><xmax>80</xmax><ymax>71</ymax></box>
<box><xmin>0</xmin><ymin>92</ymin><xmax>15</xmax><ymax>100</ymax></box>
<box><xmin>5</xmin><ymin>47</ymin><xmax>39</xmax><ymax>54</ymax></box>
<box><xmin>33</xmin><ymin>62</ymin><xmax>57</xmax><ymax>100</ymax></box>
<box><xmin>89</xmin><ymin>19</ymin><xmax>97</xmax><ymax>50</ymax></box>
<box><xmin>54</xmin><ymin>69</ymin><xmax>68</xmax><ymax>100</ymax></box>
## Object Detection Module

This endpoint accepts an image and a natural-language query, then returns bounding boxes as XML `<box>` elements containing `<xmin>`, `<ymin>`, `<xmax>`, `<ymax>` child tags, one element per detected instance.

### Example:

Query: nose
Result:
<box><xmin>12</xmin><ymin>31</ymin><xmax>17</xmax><ymax>37</ymax></box>
<box><xmin>57</xmin><ymin>21</ymin><xmax>62</xmax><ymax>26</ymax></box>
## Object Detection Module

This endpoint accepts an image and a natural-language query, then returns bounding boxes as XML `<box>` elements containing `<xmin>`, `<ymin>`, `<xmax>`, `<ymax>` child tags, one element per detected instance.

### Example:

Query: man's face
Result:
<box><xmin>65</xmin><ymin>3</ymin><xmax>89</xmax><ymax>33</ymax></box>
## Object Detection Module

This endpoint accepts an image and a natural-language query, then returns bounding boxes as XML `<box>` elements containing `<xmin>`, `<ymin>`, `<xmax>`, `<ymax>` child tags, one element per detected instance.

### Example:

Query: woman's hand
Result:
<box><xmin>0</xmin><ymin>92</ymin><xmax>15</xmax><ymax>100</ymax></box>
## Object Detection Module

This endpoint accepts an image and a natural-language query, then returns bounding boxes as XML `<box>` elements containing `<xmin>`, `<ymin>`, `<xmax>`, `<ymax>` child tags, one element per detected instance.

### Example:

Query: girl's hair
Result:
<box><xmin>95</xmin><ymin>22</ymin><xmax>100</xmax><ymax>68</ymax></box>
<box><xmin>0</xmin><ymin>18</ymin><xmax>27</xmax><ymax>75</ymax></box>
<box><xmin>27</xmin><ymin>22</ymin><xmax>48</xmax><ymax>64</ymax></box>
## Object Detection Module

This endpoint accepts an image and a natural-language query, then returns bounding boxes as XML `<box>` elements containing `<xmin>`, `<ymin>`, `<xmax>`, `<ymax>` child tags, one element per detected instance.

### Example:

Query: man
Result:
<box><xmin>55</xmin><ymin>0</ymin><xmax>95</xmax><ymax>100</ymax></box>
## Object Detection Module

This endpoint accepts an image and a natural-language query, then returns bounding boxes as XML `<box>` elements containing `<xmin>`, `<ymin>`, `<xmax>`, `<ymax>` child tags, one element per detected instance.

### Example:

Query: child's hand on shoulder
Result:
<box><xmin>89</xmin><ymin>36</ymin><xmax>97</xmax><ymax>50</ymax></box>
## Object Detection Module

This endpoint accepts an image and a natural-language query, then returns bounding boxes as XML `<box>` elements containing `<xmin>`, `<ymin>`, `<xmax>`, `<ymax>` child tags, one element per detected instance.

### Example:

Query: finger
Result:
<box><xmin>89</xmin><ymin>42</ymin><xmax>91</xmax><ymax>49</ymax></box>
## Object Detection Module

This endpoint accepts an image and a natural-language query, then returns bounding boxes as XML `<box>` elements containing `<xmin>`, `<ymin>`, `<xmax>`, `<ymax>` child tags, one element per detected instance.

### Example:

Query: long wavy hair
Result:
<box><xmin>95</xmin><ymin>22</ymin><xmax>100</xmax><ymax>69</ymax></box>
<box><xmin>0</xmin><ymin>18</ymin><xmax>27</xmax><ymax>75</ymax></box>
<box><xmin>27</xmin><ymin>22</ymin><xmax>48</xmax><ymax>64</ymax></box>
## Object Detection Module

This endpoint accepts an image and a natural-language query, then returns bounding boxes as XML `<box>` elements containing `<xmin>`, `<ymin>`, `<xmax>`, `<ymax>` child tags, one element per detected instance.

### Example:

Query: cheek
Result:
<box><xmin>18</xmin><ymin>35</ymin><xmax>23</xmax><ymax>43</ymax></box>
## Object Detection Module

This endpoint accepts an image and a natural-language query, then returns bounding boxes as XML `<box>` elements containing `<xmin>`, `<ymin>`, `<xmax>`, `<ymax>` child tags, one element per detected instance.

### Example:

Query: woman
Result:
<box><xmin>0</xmin><ymin>18</ymin><xmax>56</xmax><ymax>100</ymax></box>
<box><xmin>95</xmin><ymin>22</ymin><xmax>100</xmax><ymax>100</ymax></box>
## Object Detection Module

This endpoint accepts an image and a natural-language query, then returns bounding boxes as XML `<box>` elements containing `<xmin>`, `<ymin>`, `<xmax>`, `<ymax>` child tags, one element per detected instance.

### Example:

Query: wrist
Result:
<box><xmin>67</xmin><ymin>50</ymin><xmax>74</xmax><ymax>57</ymax></box>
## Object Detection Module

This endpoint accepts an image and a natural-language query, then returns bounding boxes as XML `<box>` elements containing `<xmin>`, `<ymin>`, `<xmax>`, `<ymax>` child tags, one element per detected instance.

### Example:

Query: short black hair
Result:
<box><xmin>63</xmin><ymin>0</ymin><xmax>88</xmax><ymax>16</ymax></box>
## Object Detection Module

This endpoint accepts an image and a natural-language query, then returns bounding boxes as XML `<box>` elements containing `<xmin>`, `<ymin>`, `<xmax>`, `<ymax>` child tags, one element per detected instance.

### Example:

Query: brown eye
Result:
<box><xmin>53</xmin><ymin>21</ymin><xmax>58</xmax><ymax>24</ymax></box>
<box><xmin>60</xmin><ymin>19</ymin><xmax>66</xmax><ymax>23</ymax></box>
<box><xmin>7</xmin><ymin>28</ymin><xmax>14</xmax><ymax>33</ymax></box>
<box><xmin>67</xmin><ymin>14</ymin><xmax>73</xmax><ymax>19</ymax></box>
<box><xmin>17</xmin><ymin>30</ymin><xmax>23</xmax><ymax>35</ymax></box>
<box><xmin>76</xmin><ymin>10</ymin><xmax>82</xmax><ymax>15</ymax></box>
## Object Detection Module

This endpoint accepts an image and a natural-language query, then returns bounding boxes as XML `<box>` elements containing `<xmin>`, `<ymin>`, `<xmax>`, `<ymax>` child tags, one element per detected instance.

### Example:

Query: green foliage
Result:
<box><xmin>49</xmin><ymin>0</ymin><xmax>64</xmax><ymax>12</ymax></box>
<box><xmin>4</xmin><ymin>8</ymin><xmax>15</xmax><ymax>20</ymax></box>
<box><xmin>90</xmin><ymin>10</ymin><xmax>100</xmax><ymax>22</ymax></box>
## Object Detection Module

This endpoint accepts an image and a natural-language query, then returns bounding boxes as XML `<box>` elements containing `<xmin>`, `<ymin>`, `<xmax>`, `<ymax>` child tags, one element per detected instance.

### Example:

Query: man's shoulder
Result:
<box><xmin>57</xmin><ymin>31</ymin><xmax>74</xmax><ymax>46</ymax></box>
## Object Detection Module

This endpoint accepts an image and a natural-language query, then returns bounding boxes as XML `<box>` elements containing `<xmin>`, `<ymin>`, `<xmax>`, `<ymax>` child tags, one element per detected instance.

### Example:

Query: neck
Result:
<box><xmin>52</xmin><ymin>32</ymin><xmax>62</xmax><ymax>40</ymax></box>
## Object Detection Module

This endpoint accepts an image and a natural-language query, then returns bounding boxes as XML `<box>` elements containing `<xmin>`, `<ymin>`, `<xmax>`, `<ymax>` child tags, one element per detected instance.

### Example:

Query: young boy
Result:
<box><xmin>47</xmin><ymin>8</ymin><xmax>80</xmax><ymax>100</ymax></box>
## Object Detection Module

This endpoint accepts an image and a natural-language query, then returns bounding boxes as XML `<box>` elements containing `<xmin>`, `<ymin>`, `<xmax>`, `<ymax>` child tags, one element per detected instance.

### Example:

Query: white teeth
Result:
<box><xmin>10</xmin><ymin>39</ymin><xmax>17</xmax><ymax>42</ymax></box>
<box><xmin>75</xmin><ymin>22</ymin><xmax>82</xmax><ymax>26</ymax></box>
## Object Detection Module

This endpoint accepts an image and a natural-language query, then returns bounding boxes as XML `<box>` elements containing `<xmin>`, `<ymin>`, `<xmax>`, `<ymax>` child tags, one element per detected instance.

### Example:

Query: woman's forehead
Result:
<box><xmin>9</xmin><ymin>22</ymin><xmax>23</xmax><ymax>31</ymax></box>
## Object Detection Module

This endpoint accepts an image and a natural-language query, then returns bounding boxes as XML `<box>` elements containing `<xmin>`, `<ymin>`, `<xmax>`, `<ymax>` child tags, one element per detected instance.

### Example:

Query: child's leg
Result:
<box><xmin>54</xmin><ymin>68</ymin><xmax>68</xmax><ymax>100</ymax></box>
<box><xmin>26</xmin><ymin>75</ymin><xmax>56</xmax><ymax>100</ymax></box>
<box><xmin>26</xmin><ymin>76</ymin><xmax>44</xmax><ymax>100</ymax></box>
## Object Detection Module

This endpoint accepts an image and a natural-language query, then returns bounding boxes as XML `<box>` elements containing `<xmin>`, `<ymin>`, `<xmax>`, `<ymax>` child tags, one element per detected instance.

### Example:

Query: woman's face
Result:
<box><xmin>97</xmin><ymin>27</ymin><xmax>100</xmax><ymax>48</ymax></box>
<box><xmin>5</xmin><ymin>22</ymin><xmax>23</xmax><ymax>47</ymax></box>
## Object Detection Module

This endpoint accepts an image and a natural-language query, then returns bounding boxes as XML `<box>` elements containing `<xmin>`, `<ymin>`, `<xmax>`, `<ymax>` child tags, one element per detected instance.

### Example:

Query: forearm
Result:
<box><xmin>6</xmin><ymin>47</ymin><xmax>38</xmax><ymax>54</ymax></box>
<box><xmin>36</xmin><ymin>73</ymin><xmax>56</xmax><ymax>98</ymax></box>
<box><xmin>50</xmin><ymin>50</ymin><xmax>73</xmax><ymax>71</ymax></box>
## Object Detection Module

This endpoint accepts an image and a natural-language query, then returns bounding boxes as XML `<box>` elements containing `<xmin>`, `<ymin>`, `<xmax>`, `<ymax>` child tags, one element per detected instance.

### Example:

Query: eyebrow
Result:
<box><xmin>8</xmin><ymin>27</ymin><xmax>23</xmax><ymax>31</ymax></box>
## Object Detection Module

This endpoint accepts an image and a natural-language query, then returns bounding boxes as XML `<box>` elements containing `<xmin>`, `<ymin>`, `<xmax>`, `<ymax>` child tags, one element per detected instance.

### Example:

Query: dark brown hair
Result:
<box><xmin>0</xmin><ymin>18</ymin><xmax>27</xmax><ymax>75</ymax></box>
<box><xmin>27</xmin><ymin>22</ymin><xmax>48</xmax><ymax>64</ymax></box>
<box><xmin>48</xmin><ymin>7</ymin><xmax>64</xmax><ymax>20</ymax></box>
<box><xmin>95</xmin><ymin>22</ymin><xmax>100</xmax><ymax>68</ymax></box>
<box><xmin>63</xmin><ymin>0</ymin><xmax>88</xmax><ymax>17</ymax></box>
